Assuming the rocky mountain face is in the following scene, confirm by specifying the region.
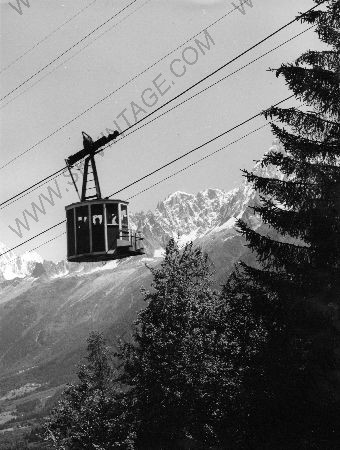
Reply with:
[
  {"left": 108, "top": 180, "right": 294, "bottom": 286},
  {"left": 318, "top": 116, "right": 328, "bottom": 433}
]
[{"left": 0, "top": 156, "right": 282, "bottom": 399}]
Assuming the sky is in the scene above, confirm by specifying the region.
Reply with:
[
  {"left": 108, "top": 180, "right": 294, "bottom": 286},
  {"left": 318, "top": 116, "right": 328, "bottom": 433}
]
[{"left": 0, "top": 0, "right": 323, "bottom": 262}]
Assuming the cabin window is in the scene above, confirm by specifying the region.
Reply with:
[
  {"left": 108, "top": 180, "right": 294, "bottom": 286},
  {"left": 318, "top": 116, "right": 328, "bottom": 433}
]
[
  {"left": 121, "top": 204, "right": 128, "bottom": 226},
  {"left": 106, "top": 203, "right": 119, "bottom": 225},
  {"left": 91, "top": 204, "right": 105, "bottom": 252},
  {"left": 67, "top": 209, "right": 75, "bottom": 256},
  {"left": 76, "top": 206, "right": 90, "bottom": 254},
  {"left": 106, "top": 203, "right": 119, "bottom": 251},
  {"left": 120, "top": 204, "right": 129, "bottom": 240}
]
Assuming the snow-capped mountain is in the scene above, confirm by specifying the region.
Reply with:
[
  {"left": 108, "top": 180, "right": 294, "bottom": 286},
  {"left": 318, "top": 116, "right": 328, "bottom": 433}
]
[
  {"left": 0, "top": 154, "right": 283, "bottom": 281},
  {"left": 0, "top": 243, "right": 43, "bottom": 281},
  {"left": 131, "top": 188, "right": 237, "bottom": 253},
  {"left": 0, "top": 184, "right": 255, "bottom": 281},
  {"left": 130, "top": 157, "right": 281, "bottom": 257}
]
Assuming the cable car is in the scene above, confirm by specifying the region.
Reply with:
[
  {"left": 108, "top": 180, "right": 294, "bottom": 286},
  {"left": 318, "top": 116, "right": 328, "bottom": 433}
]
[{"left": 65, "top": 131, "right": 144, "bottom": 262}]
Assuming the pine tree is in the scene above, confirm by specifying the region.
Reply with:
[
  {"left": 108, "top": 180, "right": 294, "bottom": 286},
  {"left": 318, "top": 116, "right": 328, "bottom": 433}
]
[
  {"left": 119, "top": 239, "right": 242, "bottom": 449},
  {"left": 231, "top": 0, "right": 340, "bottom": 447},
  {"left": 46, "top": 332, "right": 129, "bottom": 449}
]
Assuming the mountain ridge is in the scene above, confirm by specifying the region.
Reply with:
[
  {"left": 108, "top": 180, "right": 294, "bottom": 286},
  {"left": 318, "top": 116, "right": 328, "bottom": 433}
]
[{"left": 0, "top": 151, "right": 283, "bottom": 281}]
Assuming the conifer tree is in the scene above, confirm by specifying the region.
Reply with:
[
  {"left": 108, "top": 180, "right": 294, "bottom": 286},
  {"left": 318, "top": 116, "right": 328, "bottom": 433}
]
[
  {"left": 46, "top": 332, "right": 129, "bottom": 449},
  {"left": 230, "top": 0, "right": 340, "bottom": 447},
  {"left": 120, "top": 239, "right": 241, "bottom": 449}
]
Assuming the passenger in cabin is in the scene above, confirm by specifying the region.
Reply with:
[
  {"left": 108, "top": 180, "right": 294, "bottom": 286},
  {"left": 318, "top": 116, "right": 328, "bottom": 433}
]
[
  {"left": 111, "top": 214, "right": 118, "bottom": 225},
  {"left": 93, "top": 216, "right": 104, "bottom": 251},
  {"left": 94, "top": 217, "right": 102, "bottom": 227},
  {"left": 77, "top": 216, "right": 89, "bottom": 254}
]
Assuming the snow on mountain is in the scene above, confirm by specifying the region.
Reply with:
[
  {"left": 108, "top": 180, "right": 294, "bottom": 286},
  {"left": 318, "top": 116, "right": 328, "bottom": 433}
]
[
  {"left": 0, "top": 247, "right": 125, "bottom": 281},
  {"left": 0, "top": 243, "right": 43, "bottom": 281},
  {"left": 0, "top": 185, "right": 236, "bottom": 280},
  {"left": 130, "top": 187, "right": 249, "bottom": 254},
  {"left": 0, "top": 152, "right": 284, "bottom": 281}
]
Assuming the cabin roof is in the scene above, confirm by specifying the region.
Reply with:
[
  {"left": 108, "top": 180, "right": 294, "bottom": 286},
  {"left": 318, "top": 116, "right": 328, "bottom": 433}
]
[{"left": 65, "top": 199, "right": 129, "bottom": 210}]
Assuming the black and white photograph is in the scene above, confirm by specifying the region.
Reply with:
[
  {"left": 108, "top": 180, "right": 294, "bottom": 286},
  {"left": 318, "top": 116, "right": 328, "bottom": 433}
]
[{"left": 0, "top": 0, "right": 339, "bottom": 448}]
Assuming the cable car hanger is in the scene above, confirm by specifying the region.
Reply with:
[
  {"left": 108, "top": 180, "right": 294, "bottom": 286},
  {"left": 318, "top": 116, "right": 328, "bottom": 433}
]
[{"left": 64, "top": 131, "right": 144, "bottom": 263}]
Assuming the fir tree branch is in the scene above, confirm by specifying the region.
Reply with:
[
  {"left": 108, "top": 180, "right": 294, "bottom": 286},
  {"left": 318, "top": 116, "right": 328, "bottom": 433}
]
[
  {"left": 237, "top": 220, "right": 311, "bottom": 272},
  {"left": 301, "top": 1, "right": 340, "bottom": 47},
  {"left": 296, "top": 50, "right": 340, "bottom": 71},
  {"left": 263, "top": 106, "right": 340, "bottom": 139},
  {"left": 251, "top": 199, "right": 340, "bottom": 245},
  {"left": 242, "top": 170, "right": 320, "bottom": 209},
  {"left": 276, "top": 65, "right": 340, "bottom": 116},
  {"left": 269, "top": 123, "right": 340, "bottom": 157}
]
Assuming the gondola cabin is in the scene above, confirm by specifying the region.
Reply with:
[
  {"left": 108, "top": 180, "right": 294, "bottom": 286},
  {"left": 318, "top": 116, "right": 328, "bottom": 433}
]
[
  {"left": 65, "top": 131, "right": 144, "bottom": 262},
  {"left": 66, "top": 199, "right": 143, "bottom": 262}
]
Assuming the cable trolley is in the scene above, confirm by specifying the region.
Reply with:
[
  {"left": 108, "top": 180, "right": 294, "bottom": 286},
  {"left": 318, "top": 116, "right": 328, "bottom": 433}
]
[{"left": 65, "top": 131, "right": 144, "bottom": 262}]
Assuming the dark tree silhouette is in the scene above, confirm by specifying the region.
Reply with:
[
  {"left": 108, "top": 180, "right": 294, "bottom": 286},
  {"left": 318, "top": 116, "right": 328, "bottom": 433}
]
[
  {"left": 229, "top": 1, "right": 340, "bottom": 447},
  {"left": 46, "top": 332, "right": 130, "bottom": 449},
  {"left": 120, "top": 239, "right": 245, "bottom": 449}
]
